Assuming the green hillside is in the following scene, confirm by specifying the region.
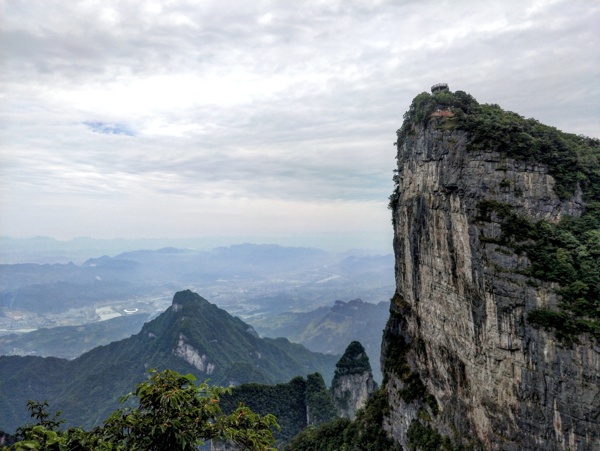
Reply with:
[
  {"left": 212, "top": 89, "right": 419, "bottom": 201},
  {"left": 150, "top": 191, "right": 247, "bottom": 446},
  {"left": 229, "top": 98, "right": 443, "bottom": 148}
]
[
  {"left": 226, "top": 372, "right": 338, "bottom": 447},
  {"left": 0, "top": 290, "right": 338, "bottom": 433}
]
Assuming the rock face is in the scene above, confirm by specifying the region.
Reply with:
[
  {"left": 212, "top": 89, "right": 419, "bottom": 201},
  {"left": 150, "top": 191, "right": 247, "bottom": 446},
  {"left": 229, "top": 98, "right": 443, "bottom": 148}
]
[
  {"left": 331, "top": 341, "right": 377, "bottom": 420},
  {"left": 382, "top": 105, "right": 600, "bottom": 449}
]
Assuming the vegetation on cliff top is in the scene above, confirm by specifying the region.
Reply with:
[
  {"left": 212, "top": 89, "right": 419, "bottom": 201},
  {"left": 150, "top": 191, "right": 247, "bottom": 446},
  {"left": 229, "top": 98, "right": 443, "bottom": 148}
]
[
  {"left": 396, "top": 89, "right": 600, "bottom": 202},
  {"left": 331, "top": 340, "right": 371, "bottom": 377}
]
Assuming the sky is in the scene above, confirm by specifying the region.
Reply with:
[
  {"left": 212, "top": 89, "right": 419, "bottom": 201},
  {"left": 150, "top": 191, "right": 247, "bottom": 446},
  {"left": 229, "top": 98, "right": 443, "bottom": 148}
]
[{"left": 1, "top": 0, "right": 599, "bottom": 252}]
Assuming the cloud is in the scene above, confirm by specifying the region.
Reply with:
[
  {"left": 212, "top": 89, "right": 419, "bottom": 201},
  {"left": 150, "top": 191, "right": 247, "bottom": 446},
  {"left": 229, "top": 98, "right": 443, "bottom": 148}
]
[{"left": 0, "top": 0, "right": 598, "bottom": 248}]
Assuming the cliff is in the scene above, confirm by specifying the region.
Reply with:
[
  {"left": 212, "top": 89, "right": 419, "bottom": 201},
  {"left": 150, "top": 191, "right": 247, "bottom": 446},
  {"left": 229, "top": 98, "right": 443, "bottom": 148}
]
[
  {"left": 381, "top": 89, "right": 600, "bottom": 450},
  {"left": 331, "top": 341, "right": 377, "bottom": 420}
]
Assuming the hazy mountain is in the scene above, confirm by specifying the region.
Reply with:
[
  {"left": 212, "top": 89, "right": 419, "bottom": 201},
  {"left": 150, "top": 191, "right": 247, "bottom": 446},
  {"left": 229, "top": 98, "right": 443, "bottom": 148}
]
[
  {"left": 0, "top": 244, "right": 394, "bottom": 337},
  {"left": 0, "top": 313, "right": 149, "bottom": 359},
  {"left": 0, "top": 290, "right": 338, "bottom": 433},
  {"left": 249, "top": 299, "right": 389, "bottom": 381}
]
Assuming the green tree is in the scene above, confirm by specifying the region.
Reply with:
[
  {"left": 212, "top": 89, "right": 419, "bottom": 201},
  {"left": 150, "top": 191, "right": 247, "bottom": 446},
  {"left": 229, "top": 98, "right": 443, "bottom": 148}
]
[
  {"left": 3, "top": 369, "right": 279, "bottom": 451},
  {"left": 305, "top": 373, "right": 337, "bottom": 426}
]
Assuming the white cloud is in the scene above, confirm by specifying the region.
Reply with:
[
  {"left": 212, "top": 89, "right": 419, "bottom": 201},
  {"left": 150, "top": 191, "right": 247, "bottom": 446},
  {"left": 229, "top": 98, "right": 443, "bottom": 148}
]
[{"left": 0, "top": 0, "right": 598, "bottom": 250}]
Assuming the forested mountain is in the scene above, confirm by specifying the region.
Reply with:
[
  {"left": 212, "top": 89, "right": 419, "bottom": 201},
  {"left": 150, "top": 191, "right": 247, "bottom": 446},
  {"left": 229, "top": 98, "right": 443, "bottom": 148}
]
[
  {"left": 226, "top": 373, "right": 338, "bottom": 447},
  {"left": 0, "top": 290, "right": 338, "bottom": 433}
]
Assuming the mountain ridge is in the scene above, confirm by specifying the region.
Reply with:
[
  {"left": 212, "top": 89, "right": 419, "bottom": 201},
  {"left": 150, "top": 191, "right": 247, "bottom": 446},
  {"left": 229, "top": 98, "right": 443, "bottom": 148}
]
[{"left": 0, "top": 290, "right": 338, "bottom": 433}]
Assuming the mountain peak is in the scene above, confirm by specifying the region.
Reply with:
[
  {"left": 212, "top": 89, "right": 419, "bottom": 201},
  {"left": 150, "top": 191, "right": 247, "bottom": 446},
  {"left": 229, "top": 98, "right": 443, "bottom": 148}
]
[
  {"left": 171, "top": 289, "right": 210, "bottom": 312},
  {"left": 0, "top": 290, "right": 338, "bottom": 432},
  {"left": 333, "top": 340, "right": 371, "bottom": 376},
  {"left": 331, "top": 340, "right": 377, "bottom": 420},
  {"left": 172, "top": 289, "right": 202, "bottom": 304}
]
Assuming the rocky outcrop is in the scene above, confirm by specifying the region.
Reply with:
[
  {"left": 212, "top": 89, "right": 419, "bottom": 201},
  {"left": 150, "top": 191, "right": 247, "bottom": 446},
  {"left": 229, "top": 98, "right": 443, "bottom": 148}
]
[
  {"left": 382, "top": 109, "right": 600, "bottom": 450},
  {"left": 173, "top": 333, "right": 216, "bottom": 374},
  {"left": 331, "top": 341, "right": 377, "bottom": 420}
]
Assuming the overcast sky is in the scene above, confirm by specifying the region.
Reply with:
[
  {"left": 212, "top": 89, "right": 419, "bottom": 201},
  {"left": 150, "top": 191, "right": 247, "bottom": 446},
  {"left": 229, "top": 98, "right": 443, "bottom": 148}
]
[{"left": 1, "top": 0, "right": 599, "bottom": 252}]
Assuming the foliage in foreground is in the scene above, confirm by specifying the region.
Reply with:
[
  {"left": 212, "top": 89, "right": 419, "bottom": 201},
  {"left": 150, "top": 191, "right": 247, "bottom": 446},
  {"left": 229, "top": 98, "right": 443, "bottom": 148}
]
[{"left": 2, "top": 369, "right": 279, "bottom": 451}]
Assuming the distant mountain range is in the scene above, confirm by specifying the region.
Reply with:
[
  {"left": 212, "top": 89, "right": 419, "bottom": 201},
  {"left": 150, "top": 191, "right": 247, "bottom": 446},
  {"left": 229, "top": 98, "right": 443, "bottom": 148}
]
[
  {"left": 0, "top": 291, "right": 339, "bottom": 433},
  {"left": 0, "top": 313, "right": 149, "bottom": 359},
  {"left": 0, "top": 236, "right": 391, "bottom": 265},
  {"left": 0, "top": 243, "right": 394, "bottom": 323}
]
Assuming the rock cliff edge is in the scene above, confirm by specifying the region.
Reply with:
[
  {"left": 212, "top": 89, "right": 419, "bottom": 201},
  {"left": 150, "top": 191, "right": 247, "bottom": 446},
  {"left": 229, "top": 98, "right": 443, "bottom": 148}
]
[{"left": 381, "top": 89, "right": 600, "bottom": 450}]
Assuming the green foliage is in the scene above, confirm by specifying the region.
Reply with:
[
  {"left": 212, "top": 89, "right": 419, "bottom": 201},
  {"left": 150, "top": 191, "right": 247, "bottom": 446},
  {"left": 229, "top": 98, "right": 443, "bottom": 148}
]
[
  {"left": 475, "top": 199, "right": 515, "bottom": 223},
  {"left": 19, "top": 402, "right": 64, "bottom": 432},
  {"left": 388, "top": 187, "right": 400, "bottom": 214},
  {"left": 332, "top": 341, "right": 371, "bottom": 377},
  {"left": 477, "top": 201, "right": 600, "bottom": 341},
  {"left": 527, "top": 310, "right": 600, "bottom": 344},
  {"left": 1, "top": 369, "right": 279, "bottom": 451},
  {"left": 284, "top": 388, "right": 401, "bottom": 451},
  {"left": 382, "top": 328, "right": 433, "bottom": 406},
  {"left": 396, "top": 90, "right": 478, "bottom": 141},
  {"left": 225, "top": 372, "right": 337, "bottom": 447},
  {"left": 227, "top": 376, "right": 306, "bottom": 446},
  {"left": 305, "top": 373, "right": 338, "bottom": 426},
  {"left": 341, "top": 388, "right": 401, "bottom": 451},
  {"left": 284, "top": 418, "right": 350, "bottom": 451},
  {"left": 406, "top": 420, "right": 460, "bottom": 451},
  {"left": 396, "top": 89, "right": 600, "bottom": 202}
]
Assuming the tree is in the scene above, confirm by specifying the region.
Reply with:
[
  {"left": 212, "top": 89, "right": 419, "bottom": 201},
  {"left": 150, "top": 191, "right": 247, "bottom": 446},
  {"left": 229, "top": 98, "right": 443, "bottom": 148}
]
[{"left": 3, "top": 369, "right": 279, "bottom": 451}]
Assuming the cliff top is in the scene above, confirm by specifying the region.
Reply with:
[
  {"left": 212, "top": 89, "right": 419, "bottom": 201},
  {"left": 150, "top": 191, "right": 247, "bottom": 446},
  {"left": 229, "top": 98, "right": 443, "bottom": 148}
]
[
  {"left": 396, "top": 89, "right": 600, "bottom": 203},
  {"left": 333, "top": 340, "right": 372, "bottom": 377}
]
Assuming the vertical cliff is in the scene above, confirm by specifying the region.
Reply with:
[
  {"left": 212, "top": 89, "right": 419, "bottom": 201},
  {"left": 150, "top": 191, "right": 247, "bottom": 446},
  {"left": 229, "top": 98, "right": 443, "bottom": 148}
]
[{"left": 382, "top": 88, "right": 600, "bottom": 450}]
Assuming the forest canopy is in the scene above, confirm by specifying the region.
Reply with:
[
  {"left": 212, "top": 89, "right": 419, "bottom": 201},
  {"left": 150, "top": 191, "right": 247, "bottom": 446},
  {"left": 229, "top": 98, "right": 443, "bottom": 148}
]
[{"left": 1, "top": 369, "right": 279, "bottom": 451}]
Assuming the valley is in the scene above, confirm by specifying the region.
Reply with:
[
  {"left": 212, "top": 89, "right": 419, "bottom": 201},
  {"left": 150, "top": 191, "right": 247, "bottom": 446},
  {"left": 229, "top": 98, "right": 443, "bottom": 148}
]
[{"left": 0, "top": 243, "right": 394, "bottom": 380}]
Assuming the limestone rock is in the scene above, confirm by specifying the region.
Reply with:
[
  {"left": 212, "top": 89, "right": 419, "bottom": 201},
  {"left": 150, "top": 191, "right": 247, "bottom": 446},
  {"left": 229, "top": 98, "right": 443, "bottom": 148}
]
[
  {"left": 382, "top": 116, "right": 599, "bottom": 450},
  {"left": 331, "top": 341, "right": 377, "bottom": 420}
]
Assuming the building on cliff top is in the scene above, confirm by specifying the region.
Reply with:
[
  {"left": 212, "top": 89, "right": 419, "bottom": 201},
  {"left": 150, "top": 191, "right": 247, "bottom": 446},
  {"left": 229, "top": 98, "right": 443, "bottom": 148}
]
[{"left": 431, "top": 82, "right": 449, "bottom": 93}]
